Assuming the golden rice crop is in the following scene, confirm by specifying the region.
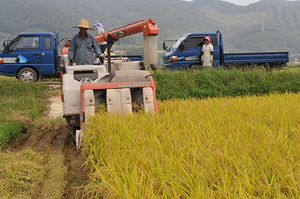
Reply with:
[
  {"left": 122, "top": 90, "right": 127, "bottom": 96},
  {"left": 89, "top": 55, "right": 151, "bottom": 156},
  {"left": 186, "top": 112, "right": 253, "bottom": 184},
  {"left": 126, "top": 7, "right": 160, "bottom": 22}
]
[{"left": 83, "top": 93, "right": 300, "bottom": 198}]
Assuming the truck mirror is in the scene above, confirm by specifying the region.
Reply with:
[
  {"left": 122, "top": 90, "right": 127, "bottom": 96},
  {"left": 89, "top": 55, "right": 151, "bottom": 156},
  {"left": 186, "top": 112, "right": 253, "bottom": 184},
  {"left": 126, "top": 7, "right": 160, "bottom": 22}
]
[
  {"left": 3, "top": 40, "right": 13, "bottom": 51},
  {"left": 179, "top": 43, "right": 184, "bottom": 51},
  {"left": 163, "top": 41, "right": 167, "bottom": 50},
  {"left": 3, "top": 41, "right": 8, "bottom": 48}
]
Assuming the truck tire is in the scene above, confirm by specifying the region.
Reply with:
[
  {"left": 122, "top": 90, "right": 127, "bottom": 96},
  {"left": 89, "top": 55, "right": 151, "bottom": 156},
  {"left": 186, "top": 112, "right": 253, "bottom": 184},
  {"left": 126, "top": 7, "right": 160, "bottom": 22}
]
[
  {"left": 18, "top": 67, "right": 38, "bottom": 83},
  {"left": 250, "top": 63, "right": 269, "bottom": 71},
  {"left": 189, "top": 64, "right": 203, "bottom": 72},
  {"left": 223, "top": 63, "right": 232, "bottom": 69}
]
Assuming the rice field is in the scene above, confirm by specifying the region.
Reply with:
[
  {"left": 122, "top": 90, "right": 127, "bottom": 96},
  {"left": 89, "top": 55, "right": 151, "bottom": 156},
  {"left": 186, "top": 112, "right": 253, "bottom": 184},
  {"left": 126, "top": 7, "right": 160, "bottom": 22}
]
[{"left": 83, "top": 93, "right": 300, "bottom": 198}]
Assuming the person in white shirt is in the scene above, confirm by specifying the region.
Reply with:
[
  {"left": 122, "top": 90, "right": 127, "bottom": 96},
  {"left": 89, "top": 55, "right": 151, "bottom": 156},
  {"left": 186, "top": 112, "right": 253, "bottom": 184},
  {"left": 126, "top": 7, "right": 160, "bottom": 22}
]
[
  {"left": 201, "top": 36, "right": 213, "bottom": 68},
  {"left": 93, "top": 20, "right": 107, "bottom": 55}
]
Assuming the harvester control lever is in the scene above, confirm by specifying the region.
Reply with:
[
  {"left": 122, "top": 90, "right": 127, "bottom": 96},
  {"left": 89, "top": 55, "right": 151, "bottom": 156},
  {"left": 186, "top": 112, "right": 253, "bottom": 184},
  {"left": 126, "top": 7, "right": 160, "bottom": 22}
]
[
  {"left": 68, "top": 59, "right": 73, "bottom": 66},
  {"left": 145, "top": 64, "right": 157, "bottom": 78}
]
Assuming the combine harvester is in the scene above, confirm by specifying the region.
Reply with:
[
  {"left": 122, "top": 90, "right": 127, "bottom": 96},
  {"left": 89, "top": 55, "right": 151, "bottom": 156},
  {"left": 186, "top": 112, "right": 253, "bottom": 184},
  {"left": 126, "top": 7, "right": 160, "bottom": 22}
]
[{"left": 60, "top": 18, "right": 159, "bottom": 148}]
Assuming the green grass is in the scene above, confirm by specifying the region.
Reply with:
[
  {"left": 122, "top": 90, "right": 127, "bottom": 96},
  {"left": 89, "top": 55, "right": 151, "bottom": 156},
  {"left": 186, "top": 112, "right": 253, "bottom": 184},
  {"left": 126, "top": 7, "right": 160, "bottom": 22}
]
[
  {"left": 0, "top": 76, "right": 48, "bottom": 149},
  {"left": 0, "top": 77, "right": 47, "bottom": 119},
  {"left": 153, "top": 68, "right": 300, "bottom": 100},
  {"left": 42, "top": 77, "right": 60, "bottom": 82},
  {"left": 0, "top": 120, "right": 24, "bottom": 150}
]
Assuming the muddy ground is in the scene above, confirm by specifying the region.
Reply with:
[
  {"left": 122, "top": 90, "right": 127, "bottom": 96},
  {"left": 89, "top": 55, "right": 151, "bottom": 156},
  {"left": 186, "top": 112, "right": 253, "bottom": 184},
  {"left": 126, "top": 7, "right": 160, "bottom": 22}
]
[{"left": 9, "top": 85, "right": 89, "bottom": 199}]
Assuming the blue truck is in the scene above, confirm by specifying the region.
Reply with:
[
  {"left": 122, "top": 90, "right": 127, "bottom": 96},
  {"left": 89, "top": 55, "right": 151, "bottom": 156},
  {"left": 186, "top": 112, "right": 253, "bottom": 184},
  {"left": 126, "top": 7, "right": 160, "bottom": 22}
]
[
  {"left": 0, "top": 31, "right": 61, "bottom": 83},
  {"left": 0, "top": 32, "right": 143, "bottom": 83},
  {"left": 162, "top": 30, "right": 289, "bottom": 70}
]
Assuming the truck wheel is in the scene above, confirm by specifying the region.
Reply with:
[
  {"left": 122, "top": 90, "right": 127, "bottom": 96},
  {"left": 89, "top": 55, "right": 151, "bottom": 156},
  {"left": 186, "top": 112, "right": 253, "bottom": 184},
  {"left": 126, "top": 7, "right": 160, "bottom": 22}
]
[
  {"left": 18, "top": 67, "right": 38, "bottom": 83},
  {"left": 189, "top": 64, "right": 203, "bottom": 72},
  {"left": 250, "top": 64, "right": 268, "bottom": 71},
  {"left": 223, "top": 64, "right": 232, "bottom": 69}
]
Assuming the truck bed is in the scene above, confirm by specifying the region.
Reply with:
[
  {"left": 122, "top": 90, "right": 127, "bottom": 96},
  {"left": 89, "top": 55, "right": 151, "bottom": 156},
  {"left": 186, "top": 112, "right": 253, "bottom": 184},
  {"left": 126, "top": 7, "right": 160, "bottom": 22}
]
[
  {"left": 224, "top": 52, "right": 289, "bottom": 65},
  {"left": 109, "top": 55, "right": 143, "bottom": 61}
]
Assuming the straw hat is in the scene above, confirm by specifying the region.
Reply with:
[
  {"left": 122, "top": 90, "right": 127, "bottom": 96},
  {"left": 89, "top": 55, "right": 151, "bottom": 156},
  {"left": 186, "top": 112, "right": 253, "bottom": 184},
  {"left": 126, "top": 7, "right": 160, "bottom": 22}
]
[{"left": 72, "top": 19, "right": 94, "bottom": 30}]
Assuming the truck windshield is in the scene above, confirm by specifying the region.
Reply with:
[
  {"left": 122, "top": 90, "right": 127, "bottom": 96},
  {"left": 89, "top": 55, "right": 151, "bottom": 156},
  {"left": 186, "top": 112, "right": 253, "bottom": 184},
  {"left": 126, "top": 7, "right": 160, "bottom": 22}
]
[
  {"left": 170, "top": 34, "right": 188, "bottom": 50},
  {"left": 10, "top": 36, "right": 39, "bottom": 51}
]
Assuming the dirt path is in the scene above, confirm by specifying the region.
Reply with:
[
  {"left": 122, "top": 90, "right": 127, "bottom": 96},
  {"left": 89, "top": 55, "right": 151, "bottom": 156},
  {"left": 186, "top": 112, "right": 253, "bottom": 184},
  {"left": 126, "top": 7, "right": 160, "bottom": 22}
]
[
  {"left": 46, "top": 95, "right": 63, "bottom": 118},
  {"left": 10, "top": 85, "right": 89, "bottom": 199}
]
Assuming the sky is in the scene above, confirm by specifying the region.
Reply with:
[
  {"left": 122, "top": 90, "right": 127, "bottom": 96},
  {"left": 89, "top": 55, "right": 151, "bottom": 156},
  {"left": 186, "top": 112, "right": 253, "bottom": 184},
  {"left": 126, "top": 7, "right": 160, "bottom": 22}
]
[
  {"left": 222, "top": 0, "right": 299, "bottom": 6},
  {"left": 221, "top": 0, "right": 260, "bottom": 6}
]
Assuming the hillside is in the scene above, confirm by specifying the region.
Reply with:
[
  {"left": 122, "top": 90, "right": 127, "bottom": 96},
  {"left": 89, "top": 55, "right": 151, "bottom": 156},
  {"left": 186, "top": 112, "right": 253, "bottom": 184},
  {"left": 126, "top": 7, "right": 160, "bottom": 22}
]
[{"left": 0, "top": 0, "right": 299, "bottom": 60}]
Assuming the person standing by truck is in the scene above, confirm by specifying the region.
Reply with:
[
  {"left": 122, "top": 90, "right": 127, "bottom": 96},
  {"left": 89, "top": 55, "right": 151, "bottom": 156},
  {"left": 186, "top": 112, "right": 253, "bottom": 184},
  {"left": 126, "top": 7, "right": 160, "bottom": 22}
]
[
  {"left": 93, "top": 20, "right": 107, "bottom": 54},
  {"left": 68, "top": 19, "right": 103, "bottom": 65},
  {"left": 201, "top": 36, "right": 213, "bottom": 68},
  {"left": 93, "top": 20, "right": 107, "bottom": 65}
]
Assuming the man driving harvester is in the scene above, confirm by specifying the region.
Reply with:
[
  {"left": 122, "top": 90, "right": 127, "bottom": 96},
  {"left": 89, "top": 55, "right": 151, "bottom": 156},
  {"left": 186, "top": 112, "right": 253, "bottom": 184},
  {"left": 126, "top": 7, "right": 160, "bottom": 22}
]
[{"left": 68, "top": 19, "right": 104, "bottom": 66}]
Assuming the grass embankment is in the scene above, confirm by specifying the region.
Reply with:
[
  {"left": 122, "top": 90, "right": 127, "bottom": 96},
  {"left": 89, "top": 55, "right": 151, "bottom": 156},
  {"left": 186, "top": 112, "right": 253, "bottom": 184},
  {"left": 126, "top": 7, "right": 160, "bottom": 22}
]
[
  {"left": 84, "top": 93, "right": 300, "bottom": 198},
  {"left": 0, "top": 77, "right": 70, "bottom": 198},
  {"left": 153, "top": 68, "right": 300, "bottom": 100},
  {"left": 0, "top": 77, "right": 47, "bottom": 149},
  {"left": 0, "top": 77, "right": 50, "bottom": 198}
]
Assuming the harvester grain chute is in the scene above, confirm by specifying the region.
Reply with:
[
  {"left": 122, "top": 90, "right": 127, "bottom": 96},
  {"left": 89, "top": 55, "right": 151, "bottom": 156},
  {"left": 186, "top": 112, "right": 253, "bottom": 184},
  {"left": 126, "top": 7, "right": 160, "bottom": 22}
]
[{"left": 60, "top": 18, "right": 159, "bottom": 148}]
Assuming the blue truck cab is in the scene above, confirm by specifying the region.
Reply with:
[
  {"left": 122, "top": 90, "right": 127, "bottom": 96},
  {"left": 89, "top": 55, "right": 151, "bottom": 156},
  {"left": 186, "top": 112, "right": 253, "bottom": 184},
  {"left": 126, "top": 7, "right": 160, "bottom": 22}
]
[
  {"left": 162, "top": 30, "right": 288, "bottom": 70},
  {"left": 163, "top": 31, "right": 222, "bottom": 70},
  {"left": 0, "top": 31, "right": 60, "bottom": 82}
]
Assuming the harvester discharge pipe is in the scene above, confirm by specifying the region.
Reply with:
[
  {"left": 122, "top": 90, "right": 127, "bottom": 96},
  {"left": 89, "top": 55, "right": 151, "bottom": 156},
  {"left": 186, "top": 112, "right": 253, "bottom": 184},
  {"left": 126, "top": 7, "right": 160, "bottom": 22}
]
[
  {"left": 106, "top": 34, "right": 119, "bottom": 81},
  {"left": 94, "top": 18, "right": 159, "bottom": 46},
  {"left": 95, "top": 18, "right": 159, "bottom": 80}
]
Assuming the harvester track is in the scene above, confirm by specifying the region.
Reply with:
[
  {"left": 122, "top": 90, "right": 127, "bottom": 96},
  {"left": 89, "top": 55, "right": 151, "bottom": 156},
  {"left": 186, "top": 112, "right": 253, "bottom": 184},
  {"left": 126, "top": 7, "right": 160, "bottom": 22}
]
[{"left": 10, "top": 121, "right": 88, "bottom": 199}]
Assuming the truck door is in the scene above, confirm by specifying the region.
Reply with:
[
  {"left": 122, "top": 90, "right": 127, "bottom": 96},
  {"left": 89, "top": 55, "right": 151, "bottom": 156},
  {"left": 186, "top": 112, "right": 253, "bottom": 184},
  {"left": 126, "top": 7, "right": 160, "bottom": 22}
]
[
  {"left": 210, "top": 35, "right": 219, "bottom": 67},
  {"left": 177, "top": 35, "right": 205, "bottom": 68},
  {"left": 40, "top": 35, "right": 56, "bottom": 74},
  {"left": 3, "top": 35, "right": 41, "bottom": 76}
]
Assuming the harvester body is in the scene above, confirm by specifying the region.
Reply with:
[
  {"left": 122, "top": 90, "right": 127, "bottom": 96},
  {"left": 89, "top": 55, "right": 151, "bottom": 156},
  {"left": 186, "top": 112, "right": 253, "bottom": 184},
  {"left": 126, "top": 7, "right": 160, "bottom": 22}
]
[{"left": 61, "top": 18, "right": 159, "bottom": 147}]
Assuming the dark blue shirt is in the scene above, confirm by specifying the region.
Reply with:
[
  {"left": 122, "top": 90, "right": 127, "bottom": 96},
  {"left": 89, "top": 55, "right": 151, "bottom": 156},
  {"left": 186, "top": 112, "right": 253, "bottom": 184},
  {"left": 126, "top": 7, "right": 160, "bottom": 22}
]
[{"left": 68, "top": 32, "right": 102, "bottom": 65}]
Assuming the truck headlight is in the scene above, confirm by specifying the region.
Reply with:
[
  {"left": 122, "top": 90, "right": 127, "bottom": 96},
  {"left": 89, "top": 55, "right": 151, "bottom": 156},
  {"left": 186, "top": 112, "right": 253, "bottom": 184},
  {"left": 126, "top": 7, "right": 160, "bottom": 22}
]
[{"left": 170, "top": 56, "right": 178, "bottom": 61}]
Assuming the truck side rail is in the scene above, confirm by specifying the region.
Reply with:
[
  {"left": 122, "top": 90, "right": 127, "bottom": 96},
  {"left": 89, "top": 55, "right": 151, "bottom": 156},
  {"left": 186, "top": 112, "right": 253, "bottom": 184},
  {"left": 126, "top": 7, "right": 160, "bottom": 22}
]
[{"left": 224, "top": 52, "right": 289, "bottom": 64}]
